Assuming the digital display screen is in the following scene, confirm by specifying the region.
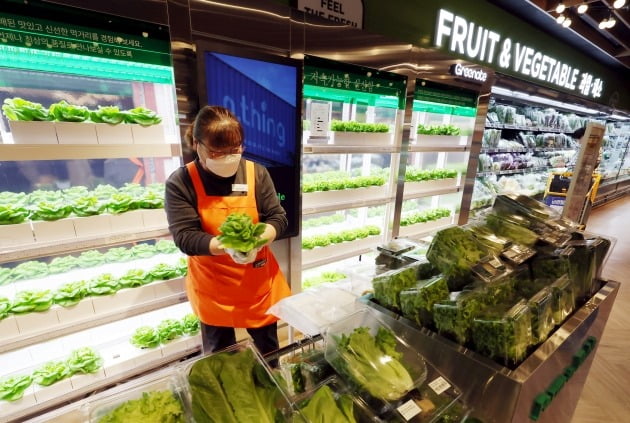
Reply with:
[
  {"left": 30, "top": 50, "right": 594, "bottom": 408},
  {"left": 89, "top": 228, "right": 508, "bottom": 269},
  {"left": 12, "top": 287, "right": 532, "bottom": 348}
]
[{"left": 198, "top": 42, "right": 302, "bottom": 238}]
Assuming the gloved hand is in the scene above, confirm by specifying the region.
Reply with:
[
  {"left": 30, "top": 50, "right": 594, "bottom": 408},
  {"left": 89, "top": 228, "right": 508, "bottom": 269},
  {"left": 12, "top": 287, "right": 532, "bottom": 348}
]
[{"left": 225, "top": 248, "right": 259, "bottom": 265}]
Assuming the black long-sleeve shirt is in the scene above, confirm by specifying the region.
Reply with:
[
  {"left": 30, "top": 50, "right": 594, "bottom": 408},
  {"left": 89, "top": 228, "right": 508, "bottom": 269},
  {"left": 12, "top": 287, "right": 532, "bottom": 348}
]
[{"left": 164, "top": 159, "right": 287, "bottom": 256}]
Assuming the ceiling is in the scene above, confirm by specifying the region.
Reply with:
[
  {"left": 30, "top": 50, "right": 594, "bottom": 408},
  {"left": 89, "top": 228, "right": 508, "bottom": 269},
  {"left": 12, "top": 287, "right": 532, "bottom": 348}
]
[{"left": 488, "top": 0, "right": 630, "bottom": 73}]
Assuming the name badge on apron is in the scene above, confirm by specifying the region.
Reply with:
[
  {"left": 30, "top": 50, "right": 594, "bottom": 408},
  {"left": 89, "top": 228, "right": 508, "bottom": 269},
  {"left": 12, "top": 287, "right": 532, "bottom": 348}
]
[{"left": 232, "top": 183, "right": 248, "bottom": 193}]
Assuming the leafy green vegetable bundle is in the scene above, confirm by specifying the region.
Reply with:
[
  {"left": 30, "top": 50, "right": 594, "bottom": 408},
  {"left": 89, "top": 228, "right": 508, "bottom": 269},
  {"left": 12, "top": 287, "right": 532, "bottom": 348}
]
[
  {"left": 333, "top": 327, "right": 415, "bottom": 402},
  {"left": 297, "top": 384, "right": 357, "bottom": 423},
  {"left": 399, "top": 276, "right": 450, "bottom": 328},
  {"left": 433, "top": 290, "right": 487, "bottom": 345},
  {"left": 426, "top": 226, "right": 488, "bottom": 291},
  {"left": 372, "top": 265, "right": 418, "bottom": 311},
  {"left": 188, "top": 347, "right": 285, "bottom": 423},
  {"left": 0, "top": 375, "right": 33, "bottom": 401},
  {"left": 217, "top": 213, "right": 267, "bottom": 253}
]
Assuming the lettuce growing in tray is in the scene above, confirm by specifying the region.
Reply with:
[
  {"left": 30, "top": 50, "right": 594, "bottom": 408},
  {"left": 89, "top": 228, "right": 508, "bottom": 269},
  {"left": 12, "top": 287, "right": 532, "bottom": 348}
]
[
  {"left": 29, "top": 201, "right": 72, "bottom": 221},
  {"left": 330, "top": 120, "right": 389, "bottom": 133},
  {"left": 2, "top": 97, "right": 50, "bottom": 121},
  {"left": 0, "top": 204, "right": 30, "bottom": 225},
  {"left": 155, "top": 239, "right": 178, "bottom": 254},
  {"left": 105, "top": 247, "right": 134, "bottom": 263},
  {"left": 130, "top": 243, "right": 156, "bottom": 259},
  {"left": 149, "top": 263, "right": 179, "bottom": 281},
  {"left": 123, "top": 106, "right": 162, "bottom": 126},
  {"left": 107, "top": 192, "right": 136, "bottom": 214},
  {"left": 10, "top": 289, "right": 54, "bottom": 313},
  {"left": 0, "top": 297, "right": 11, "bottom": 319},
  {"left": 77, "top": 250, "right": 106, "bottom": 267},
  {"left": 0, "top": 374, "right": 33, "bottom": 401},
  {"left": 96, "top": 390, "right": 186, "bottom": 423},
  {"left": 71, "top": 196, "right": 107, "bottom": 217},
  {"left": 10, "top": 260, "right": 48, "bottom": 281},
  {"left": 92, "top": 184, "right": 118, "bottom": 201},
  {"left": 48, "top": 255, "right": 80, "bottom": 274},
  {"left": 119, "top": 269, "right": 153, "bottom": 288},
  {"left": 188, "top": 346, "right": 286, "bottom": 423},
  {"left": 87, "top": 273, "right": 120, "bottom": 296},
  {"left": 181, "top": 313, "right": 200, "bottom": 335},
  {"left": 49, "top": 100, "right": 90, "bottom": 122},
  {"left": 33, "top": 360, "right": 71, "bottom": 386},
  {"left": 90, "top": 105, "right": 125, "bottom": 124},
  {"left": 157, "top": 318, "right": 184, "bottom": 343},
  {"left": 66, "top": 347, "right": 103, "bottom": 374},
  {"left": 53, "top": 280, "right": 88, "bottom": 307},
  {"left": 0, "top": 267, "right": 11, "bottom": 286},
  {"left": 131, "top": 326, "right": 161, "bottom": 349}
]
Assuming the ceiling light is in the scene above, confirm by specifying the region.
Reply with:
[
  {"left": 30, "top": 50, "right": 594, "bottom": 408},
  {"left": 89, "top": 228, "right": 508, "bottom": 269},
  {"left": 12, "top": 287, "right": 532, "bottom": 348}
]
[
  {"left": 556, "top": 2, "right": 566, "bottom": 13},
  {"left": 606, "top": 16, "right": 617, "bottom": 28},
  {"left": 556, "top": 14, "right": 566, "bottom": 24},
  {"left": 577, "top": 3, "right": 588, "bottom": 13},
  {"left": 562, "top": 17, "right": 572, "bottom": 27},
  {"left": 599, "top": 18, "right": 609, "bottom": 29},
  {"left": 613, "top": 0, "right": 626, "bottom": 9}
]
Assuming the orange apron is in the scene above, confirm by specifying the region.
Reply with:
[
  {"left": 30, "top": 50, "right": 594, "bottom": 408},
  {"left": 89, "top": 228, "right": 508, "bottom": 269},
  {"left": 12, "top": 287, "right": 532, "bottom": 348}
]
[{"left": 185, "top": 160, "right": 290, "bottom": 328}]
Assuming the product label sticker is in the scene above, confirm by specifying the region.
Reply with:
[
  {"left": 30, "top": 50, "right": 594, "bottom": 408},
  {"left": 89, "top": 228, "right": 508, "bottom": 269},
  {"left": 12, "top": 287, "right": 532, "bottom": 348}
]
[
  {"left": 429, "top": 376, "right": 451, "bottom": 395},
  {"left": 397, "top": 400, "right": 422, "bottom": 420},
  {"left": 232, "top": 184, "right": 248, "bottom": 192}
]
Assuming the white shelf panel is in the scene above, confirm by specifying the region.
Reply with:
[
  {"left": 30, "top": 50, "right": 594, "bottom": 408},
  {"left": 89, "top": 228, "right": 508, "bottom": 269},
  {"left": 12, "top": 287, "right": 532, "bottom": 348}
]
[
  {"left": 303, "top": 144, "right": 400, "bottom": 154},
  {"left": 302, "top": 188, "right": 393, "bottom": 215},
  {"left": 302, "top": 236, "right": 380, "bottom": 270},
  {"left": 0, "top": 278, "right": 187, "bottom": 354},
  {"left": 0, "top": 143, "right": 181, "bottom": 161},
  {"left": 0, "top": 226, "right": 171, "bottom": 263}
]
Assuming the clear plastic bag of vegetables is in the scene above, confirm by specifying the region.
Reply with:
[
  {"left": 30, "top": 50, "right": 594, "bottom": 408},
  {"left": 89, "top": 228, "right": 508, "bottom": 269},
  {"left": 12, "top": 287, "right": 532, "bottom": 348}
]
[
  {"left": 527, "top": 287, "right": 555, "bottom": 344},
  {"left": 433, "top": 290, "right": 488, "bottom": 345},
  {"left": 399, "top": 275, "right": 450, "bottom": 328},
  {"left": 549, "top": 274, "right": 575, "bottom": 325},
  {"left": 471, "top": 299, "right": 533, "bottom": 367},
  {"left": 371, "top": 262, "right": 422, "bottom": 312}
]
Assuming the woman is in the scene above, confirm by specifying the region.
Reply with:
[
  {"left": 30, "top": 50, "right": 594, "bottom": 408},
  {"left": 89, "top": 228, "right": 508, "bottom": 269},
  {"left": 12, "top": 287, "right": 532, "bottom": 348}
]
[{"left": 164, "top": 105, "right": 291, "bottom": 356}]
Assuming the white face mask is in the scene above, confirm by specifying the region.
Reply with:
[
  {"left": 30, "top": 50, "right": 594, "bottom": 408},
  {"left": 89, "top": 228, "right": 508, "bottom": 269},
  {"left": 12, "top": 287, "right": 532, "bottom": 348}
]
[{"left": 205, "top": 154, "right": 242, "bottom": 177}]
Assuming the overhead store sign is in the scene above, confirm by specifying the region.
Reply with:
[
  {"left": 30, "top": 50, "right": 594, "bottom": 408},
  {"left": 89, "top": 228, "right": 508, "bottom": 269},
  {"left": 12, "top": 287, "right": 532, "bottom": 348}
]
[
  {"left": 0, "top": 1, "right": 172, "bottom": 83},
  {"left": 435, "top": 9, "right": 604, "bottom": 99},
  {"left": 303, "top": 55, "right": 407, "bottom": 109},
  {"left": 296, "top": 0, "right": 364, "bottom": 28}
]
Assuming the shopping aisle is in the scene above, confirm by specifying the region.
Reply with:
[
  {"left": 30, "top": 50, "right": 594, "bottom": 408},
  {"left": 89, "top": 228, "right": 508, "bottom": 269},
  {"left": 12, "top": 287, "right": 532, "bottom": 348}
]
[{"left": 572, "top": 195, "right": 630, "bottom": 423}]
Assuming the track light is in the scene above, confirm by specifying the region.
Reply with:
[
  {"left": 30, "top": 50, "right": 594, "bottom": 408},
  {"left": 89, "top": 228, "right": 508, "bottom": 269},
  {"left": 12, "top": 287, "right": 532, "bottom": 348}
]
[
  {"left": 599, "top": 18, "right": 609, "bottom": 28},
  {"left": 556, "top": 14, "right": 566, "bottom": 24},
  {"left": 577, "top": 3, "right": 588, "bottom": 13},
  {"left": 606, "top": 16, "right": 617, "bottom": 28},
  {"left": 556, "top": 2, "right": 566, "bottom": 13},
  {"left": 562, "top": 17, "right": 572, "bottom": 27},
  {"left": 613, "top": 0, "right": 626, "bottom": 9}
]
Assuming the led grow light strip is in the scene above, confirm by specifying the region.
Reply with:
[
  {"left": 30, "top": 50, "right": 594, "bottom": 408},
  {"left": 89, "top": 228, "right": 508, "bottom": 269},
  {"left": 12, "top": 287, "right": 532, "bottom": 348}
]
[{"left": 0, "top": 44, "right": 173, "bottom": 84}]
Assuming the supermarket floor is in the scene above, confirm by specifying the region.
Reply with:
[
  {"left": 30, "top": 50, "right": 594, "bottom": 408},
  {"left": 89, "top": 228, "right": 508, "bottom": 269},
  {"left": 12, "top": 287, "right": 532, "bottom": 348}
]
[{"left": 572, "top": 194, "right": 630, "bottom": 423}]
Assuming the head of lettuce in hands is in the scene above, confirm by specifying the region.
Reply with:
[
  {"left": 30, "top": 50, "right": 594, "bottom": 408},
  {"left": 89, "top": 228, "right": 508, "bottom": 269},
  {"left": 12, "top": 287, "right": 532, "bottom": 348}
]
[{"left": 217, "top": 213, "right": 268, "bottom": 264}]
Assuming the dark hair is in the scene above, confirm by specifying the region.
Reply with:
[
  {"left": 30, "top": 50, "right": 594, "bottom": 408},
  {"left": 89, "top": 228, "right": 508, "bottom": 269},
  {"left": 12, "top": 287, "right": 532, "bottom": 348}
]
[
  {"left": 572, "top": 126, "right": 586, "bottom": 139},
  {"left": 184, "top": 106, "right": 244, "bottom": 150}
]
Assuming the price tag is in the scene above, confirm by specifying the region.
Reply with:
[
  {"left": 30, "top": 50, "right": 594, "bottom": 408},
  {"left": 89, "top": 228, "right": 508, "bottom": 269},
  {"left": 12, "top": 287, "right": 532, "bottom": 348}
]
[
  {"left": 429, "top": 376, "right": 451, "bottom": 395},
  {"left": 397, "top": 400, "right": 422, "bottom": 420}
]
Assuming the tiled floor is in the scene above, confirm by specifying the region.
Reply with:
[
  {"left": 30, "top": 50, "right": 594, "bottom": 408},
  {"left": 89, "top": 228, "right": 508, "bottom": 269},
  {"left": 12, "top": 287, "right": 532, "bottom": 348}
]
[{"left": 572, "top": 195, "right": 630, "bottom": 423}]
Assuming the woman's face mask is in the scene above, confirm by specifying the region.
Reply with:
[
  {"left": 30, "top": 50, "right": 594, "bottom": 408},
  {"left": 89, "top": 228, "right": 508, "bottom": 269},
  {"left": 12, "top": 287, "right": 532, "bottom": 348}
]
[{"left": 204, "top": 154, "right": 242, "bottom": 177}]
